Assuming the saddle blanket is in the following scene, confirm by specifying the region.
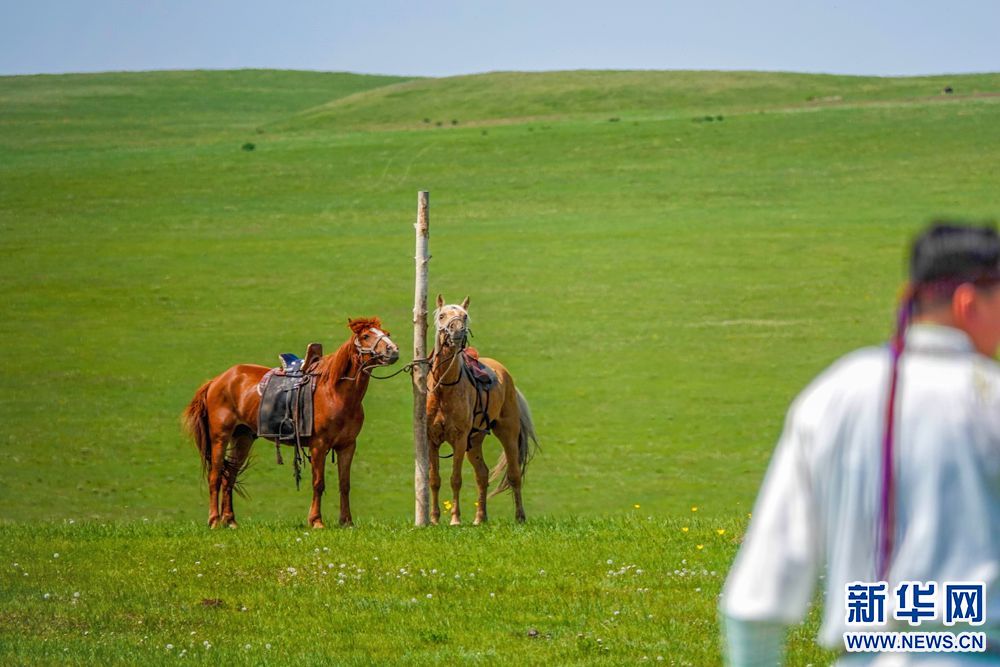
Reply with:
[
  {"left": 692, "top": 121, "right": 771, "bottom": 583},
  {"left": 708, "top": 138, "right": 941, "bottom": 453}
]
[
  {"left": 257, "top": 367, "right": 315, "bottom": 442},
  {"left": 462, "top": 347, "right": 497, "bottom": 389}
]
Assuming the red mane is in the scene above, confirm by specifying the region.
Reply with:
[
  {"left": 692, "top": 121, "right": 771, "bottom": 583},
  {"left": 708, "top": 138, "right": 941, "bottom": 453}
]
[{"left": 347, "top": 317, "right": 386, "bottom": 335}]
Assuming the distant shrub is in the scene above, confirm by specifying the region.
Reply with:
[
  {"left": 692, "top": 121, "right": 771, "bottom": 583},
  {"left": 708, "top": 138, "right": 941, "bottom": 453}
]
[
  {"left": 481, "top": 130, "right": 488, "bottom": 136},
  {"left": 241, "top": 142, "right": 256, "bottom": 151},
  {"left": 423, "top": 118, "right": 430, "bottom": 123},
  {"left": 943, "top": 86, "right": 954, "bottom": 94},
  {"left": 451, "top": 119, "right": 458, "bottom": 125},
  {"left": 608, "top": 117, "right": 620, "bottom": 122},
  {"left": 716, "top": 115, "right": 724, "bottom": 121},
  {"left": 435, "top": 121, "right": 442, "bottom": 127}
]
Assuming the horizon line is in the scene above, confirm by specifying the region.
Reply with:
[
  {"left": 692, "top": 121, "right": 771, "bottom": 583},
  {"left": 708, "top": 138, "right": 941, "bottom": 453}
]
[{"left": 2, "top": 65, "right": 998, "bottom": 80}]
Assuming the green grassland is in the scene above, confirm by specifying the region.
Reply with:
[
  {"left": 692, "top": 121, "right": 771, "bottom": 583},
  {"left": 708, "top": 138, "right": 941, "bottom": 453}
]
[
  {"left": 1, "top": 68, "right": 998, "bottom": 664},
  {"left": 1, "top": 518, "right": 836, "bottom": 666}
]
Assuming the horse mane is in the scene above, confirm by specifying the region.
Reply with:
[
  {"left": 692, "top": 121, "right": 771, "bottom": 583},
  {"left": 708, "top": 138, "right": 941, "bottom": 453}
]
[
  {"left": 316, "top": 338, "right": 355, "bottom": 384},
  {"left": 347, "top": 316, "right": 385, "bottom": 335}
]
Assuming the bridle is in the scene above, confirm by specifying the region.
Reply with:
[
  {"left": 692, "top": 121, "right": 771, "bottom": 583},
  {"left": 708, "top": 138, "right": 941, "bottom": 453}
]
[
  {"left": 355, "top": 327, "right": 394, "bottom": 360},
  {"left": 430, "top": 305, "right": 471, "bottom": 388},
  {"left": 341, "top": 327, "right": 397, "bottom": 381},
  {"left": 435, "top": 305, "right": 471, "bottom": 349}
]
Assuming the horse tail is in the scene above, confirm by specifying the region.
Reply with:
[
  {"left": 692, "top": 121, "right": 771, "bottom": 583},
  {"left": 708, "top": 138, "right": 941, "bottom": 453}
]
[
  {"left": 490, "top": 388, "right": 539, "bottom": 496},
  {"left": 182, "top": 380, "right": 213, "bottom": 478}
]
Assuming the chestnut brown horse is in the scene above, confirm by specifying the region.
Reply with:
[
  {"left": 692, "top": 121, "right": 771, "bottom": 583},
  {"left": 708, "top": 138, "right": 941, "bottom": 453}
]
[
  {"left": 427, "top": 295, "right": 538, "bottom": 525},
  {"left": 183, "top": 318, "right": 399, "bottom": 528}
]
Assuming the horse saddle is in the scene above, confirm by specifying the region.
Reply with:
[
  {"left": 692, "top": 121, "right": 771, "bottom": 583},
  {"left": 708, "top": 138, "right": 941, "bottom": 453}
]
[
  {"left": 462, "top": 347, "right": 497, "bottom": 390},
  {"left": 257, "top": 343, "right": 322, "bottom": 442}
]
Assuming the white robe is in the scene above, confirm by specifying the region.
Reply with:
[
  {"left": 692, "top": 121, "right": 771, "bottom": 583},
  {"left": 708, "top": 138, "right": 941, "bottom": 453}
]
[{"left": 720, "top": 324, "right": 1000, "bottom": 666}]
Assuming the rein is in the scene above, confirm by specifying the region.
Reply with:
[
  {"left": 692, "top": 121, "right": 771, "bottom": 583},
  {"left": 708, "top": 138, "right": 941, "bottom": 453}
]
[
  {"left": 430, "top": 346, "right": 464, "bottom": 388},
  {"left": 368, "top": 357, "right": 432, "bottom": 380}
]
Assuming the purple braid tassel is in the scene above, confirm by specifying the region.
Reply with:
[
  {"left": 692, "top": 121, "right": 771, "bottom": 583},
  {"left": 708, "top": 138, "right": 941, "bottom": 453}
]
[{"left": 877, "top": 290, "right": 914, "bottom": 581}]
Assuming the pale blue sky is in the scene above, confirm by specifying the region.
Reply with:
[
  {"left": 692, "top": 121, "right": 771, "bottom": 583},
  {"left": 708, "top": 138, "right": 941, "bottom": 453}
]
[{"left": 1, "top": 0, "right": 997, "bottom": 77}]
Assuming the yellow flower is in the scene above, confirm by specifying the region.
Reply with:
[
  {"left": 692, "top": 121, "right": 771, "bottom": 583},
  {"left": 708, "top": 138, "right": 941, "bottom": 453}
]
[
  {"left": 691, "top": 506, "right": 698, "bottom": 512},
  {"left": 443, "top": 500, "right": 453, "bottom": 510},
  {"left": 633, "top": 504, "right": 641, "bottom": 509},
  {"left": 747, "top": 513, "right": 752, "bottom": 518},
  {"left": 696, "top": 544, "right": 704, "bottom": 550},
  {"left": 681, "top": 527, "right": 689, "bottom": 533},
  {"left": 716, "top": 529, "right": 726, "bottom": 536}
]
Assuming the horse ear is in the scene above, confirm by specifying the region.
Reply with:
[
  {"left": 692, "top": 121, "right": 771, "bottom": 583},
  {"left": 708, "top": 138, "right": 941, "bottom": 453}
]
[
  {"left": 436, "top": 294, "right": 444, "bottom": 308},
  {"left": 460, "top": 296, "right": 470, "bottom": 310}
]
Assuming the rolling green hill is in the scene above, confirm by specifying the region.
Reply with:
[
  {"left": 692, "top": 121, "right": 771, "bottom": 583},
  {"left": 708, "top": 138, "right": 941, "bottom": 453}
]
[
  {"left": 0, "top": 69, "right": 413, "bottom": 150},
  {"left": 2, "top": 67, "right": 998, "bottom": 665},
  {"left": 282, "top": 69, "right": 1000, "bottom": 130}
]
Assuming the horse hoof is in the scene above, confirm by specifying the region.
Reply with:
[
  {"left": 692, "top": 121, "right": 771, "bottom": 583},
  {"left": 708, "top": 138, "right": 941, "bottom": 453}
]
[
  {"left": 473, "top": 516, "right": 487, "bottom": 526},
  {"left": 516, "top": 514, "right": 526, "bottom": 524},
  {"left": 208, "top": 517, "right": 221, "bottom": 529},
  {"left": 450, "top": 517, "right": 462, "bottom": 526},
  {"left": 311, "top": 521, "right": 326, "bottom": 529}
]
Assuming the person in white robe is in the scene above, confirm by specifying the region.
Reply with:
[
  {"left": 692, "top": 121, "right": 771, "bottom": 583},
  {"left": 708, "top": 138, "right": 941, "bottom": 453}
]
[{"left": 721, "top": 222, "right": 1000, "bottom": 666}]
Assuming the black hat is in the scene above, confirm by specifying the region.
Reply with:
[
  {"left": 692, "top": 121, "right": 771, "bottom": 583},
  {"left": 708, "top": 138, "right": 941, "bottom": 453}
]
[{"left": 910, "top": 222, "right": 1000, "bottom": 287}]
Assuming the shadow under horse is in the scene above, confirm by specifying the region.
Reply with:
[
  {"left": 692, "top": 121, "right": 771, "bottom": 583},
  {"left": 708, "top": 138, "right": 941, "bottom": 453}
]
[
  {"left": 183, "top": 318, "right": 399, "bottom": 528},
  {"left": 427, "top": 295, "right": 538, "bottom": 525}
]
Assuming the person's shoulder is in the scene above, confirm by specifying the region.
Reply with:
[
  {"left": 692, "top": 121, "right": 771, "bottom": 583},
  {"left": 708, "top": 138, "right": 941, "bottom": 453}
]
[
  {"left": 806, "top": 345, "right": 887, "bottom": 395},
  {"left": 789, "top": 345, "right": 887, "bottom": 423}
]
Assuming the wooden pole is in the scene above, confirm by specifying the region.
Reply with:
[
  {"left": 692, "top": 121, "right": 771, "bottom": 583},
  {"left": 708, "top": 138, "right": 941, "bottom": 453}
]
[{"left": 413, "top": 191, "right": 430, "bottom": 526}]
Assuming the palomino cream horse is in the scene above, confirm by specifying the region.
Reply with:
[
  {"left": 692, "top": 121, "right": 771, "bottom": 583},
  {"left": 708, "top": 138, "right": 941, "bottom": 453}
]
[{"left": 426, "top": 295, "right": 538, "bottom": 524}]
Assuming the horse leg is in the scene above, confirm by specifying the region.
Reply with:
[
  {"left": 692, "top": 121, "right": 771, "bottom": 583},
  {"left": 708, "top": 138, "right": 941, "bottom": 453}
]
[
  {"left": 207, "top": 433, "right": 228, "bottom": 529},
  {"left": 467, "top": 432, "right": 489, "bottom": 525},
  {"left": 336, "top": 442, "right": 356, "bottom": 527},
  {"left": 449, "top": 436, "right": 468, "bottom": 526},
  {"left": 307, "top": 443, "right": 327, "bottom": 529},
  {"left": 493, "top": 418, "right": 526, "bottom": 523},
  {"left": 220, "top": 432, "right": 253, "bottom": 528},
  {"left": 429, "top": 441, "right": 442, "bottom": 525}
]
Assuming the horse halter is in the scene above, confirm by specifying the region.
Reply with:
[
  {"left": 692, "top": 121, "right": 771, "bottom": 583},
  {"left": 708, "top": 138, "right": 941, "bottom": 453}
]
[
  {"left": 354, "top": 327, "right": 396, "bottom": 364},
  {"left": 435, "top": 305, "right": 471, "bottom": 349}
]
